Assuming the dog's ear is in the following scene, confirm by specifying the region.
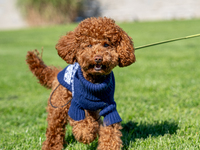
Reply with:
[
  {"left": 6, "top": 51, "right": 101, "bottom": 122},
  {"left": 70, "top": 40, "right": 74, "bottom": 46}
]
[
  {"left": 117, "top": 27, "right": 136, "bottom": 67},
  {"left": 55, "top": 31, "right": 78, "bottom": 64}
]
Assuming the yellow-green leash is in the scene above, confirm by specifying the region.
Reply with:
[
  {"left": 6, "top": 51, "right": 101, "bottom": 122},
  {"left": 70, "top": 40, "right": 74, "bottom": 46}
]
[{"left": 135, "top": 33, "right": 200, "bottom": 50}]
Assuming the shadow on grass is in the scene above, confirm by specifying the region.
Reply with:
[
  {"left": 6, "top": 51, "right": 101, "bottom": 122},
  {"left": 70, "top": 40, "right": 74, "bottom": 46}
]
[
  {"left": 64, "top": 120, "right": 178, "bottom": 149},
  {"left": 64, "top": 133, "right": 98, "bottom": 149},
  {"left": 121, "top": 120, "right": 179, "bottom": 149},
  {"left": 63, "top": 133, "right": 76, "bottom": 148},
  {"left": 87, "top": 139, "right": 98, "bottom": 150}
]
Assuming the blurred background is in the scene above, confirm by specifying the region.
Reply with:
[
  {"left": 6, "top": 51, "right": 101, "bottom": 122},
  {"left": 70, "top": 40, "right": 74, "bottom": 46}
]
[{"left": 0, "top": 0, "right": 200, "bottom": 30}]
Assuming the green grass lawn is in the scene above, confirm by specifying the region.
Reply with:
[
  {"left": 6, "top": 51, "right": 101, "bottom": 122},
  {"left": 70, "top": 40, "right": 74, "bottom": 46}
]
[{"left": 0, "top": 19, "right": 200, "bottom": 149}]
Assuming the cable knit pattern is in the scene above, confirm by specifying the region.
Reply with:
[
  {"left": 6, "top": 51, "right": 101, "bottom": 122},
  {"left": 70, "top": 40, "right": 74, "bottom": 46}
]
[{"left": 57, "top": 63, "right": 122, "bottom": 126}]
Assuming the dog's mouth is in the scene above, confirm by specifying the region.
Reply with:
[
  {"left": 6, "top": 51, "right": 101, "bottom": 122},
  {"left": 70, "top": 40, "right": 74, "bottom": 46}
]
[
  {"left": 85, "top": 63, "right": 112, "bottom": 75},
  {"left": 88, "top": 64, "right": 106, "bottom": 72},
  {"left": 94, "top": 64, "right": 102, "bottom": 71}
]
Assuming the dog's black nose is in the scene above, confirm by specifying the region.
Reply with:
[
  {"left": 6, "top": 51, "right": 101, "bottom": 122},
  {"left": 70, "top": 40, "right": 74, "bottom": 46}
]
[{"left": 94, "top": 55, "right": 103, "bottom": 63}]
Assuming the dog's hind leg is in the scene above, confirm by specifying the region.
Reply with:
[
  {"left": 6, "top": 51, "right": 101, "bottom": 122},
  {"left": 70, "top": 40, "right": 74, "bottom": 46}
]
[
  {"left": 42, "top": 107, "right": 68, "bottom": 150},
  {"left": 42, "top": 84, "right": 71, "bottom": 150}
]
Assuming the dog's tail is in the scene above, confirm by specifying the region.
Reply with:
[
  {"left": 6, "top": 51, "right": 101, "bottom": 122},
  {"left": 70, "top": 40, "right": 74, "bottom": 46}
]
[{"left": 26, "top": 50, "right": 60, "bottom": 89}]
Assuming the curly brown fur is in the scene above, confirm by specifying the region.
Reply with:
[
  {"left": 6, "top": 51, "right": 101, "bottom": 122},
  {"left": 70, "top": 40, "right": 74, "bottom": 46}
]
[
  {"left": 26, "top": 50, "right": 60, "bottom": 88},
  {"left": 26, "top": 17, "right": 136, "bottom": 150},
  {"left": 98, "top": 123, "right": 123, "bottom": 150},
  {"left": 42, "top": 81, "right": 71, "bottom": 150},
  {"left": 68, "top": 112, "right": 99, "bottom": 144}
]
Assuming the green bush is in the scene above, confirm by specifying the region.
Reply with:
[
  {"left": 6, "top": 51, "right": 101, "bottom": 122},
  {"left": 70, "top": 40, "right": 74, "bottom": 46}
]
[{"left": 18, "top": 0, "right": 83, "bottom": 25}]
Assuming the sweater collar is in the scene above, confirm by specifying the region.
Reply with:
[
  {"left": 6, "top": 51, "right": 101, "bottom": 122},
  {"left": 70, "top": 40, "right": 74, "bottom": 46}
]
[{"left": 76, "top": 66, "right": 114, "bottom": 100}]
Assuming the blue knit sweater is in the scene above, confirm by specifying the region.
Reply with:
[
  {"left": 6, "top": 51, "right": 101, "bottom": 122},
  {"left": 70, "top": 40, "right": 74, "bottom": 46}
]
[{"left": 57, "top": 63, "right": 122, "bottom": 126}]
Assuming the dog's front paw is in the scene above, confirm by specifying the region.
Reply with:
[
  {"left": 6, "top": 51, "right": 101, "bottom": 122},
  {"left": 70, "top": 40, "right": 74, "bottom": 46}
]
[
  {"left": 70, "top": 116, "right": 99, "bottom": 144},
  {"left": 98, "top": 123, "right": 122, "bottom": 150}
]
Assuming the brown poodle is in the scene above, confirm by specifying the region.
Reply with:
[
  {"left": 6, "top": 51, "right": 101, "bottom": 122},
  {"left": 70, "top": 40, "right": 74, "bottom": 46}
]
[{"left": 26, "top": 17, "right": 136, "bottom": 150}]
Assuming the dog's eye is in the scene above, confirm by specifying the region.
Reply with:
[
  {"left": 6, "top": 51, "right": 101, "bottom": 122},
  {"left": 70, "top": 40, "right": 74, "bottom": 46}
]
[
  {"left": 104, "top": 43, "right": 109, "bottom": 47},
  {"left": 88, "top": 44, "right": 92, "bottom": 47}
]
